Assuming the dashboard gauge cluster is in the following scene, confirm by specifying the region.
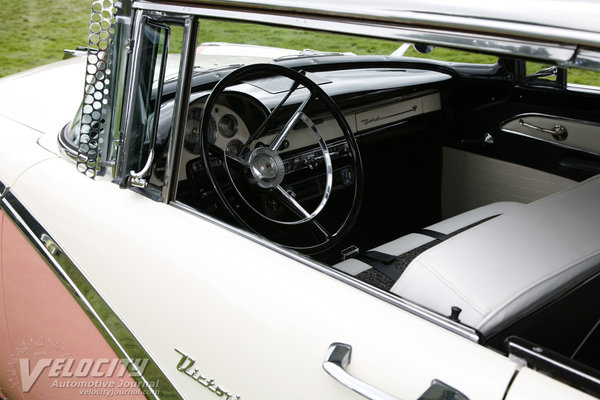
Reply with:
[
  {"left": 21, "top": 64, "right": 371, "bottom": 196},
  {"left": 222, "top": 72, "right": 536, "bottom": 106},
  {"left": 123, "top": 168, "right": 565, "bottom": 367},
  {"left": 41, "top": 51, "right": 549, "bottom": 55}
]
[
  {"left": 183, "top": 99, "right": 250, "bottom": 156},
  {"left": 184, "top": 105, "right": 216, "bottom": 153},
  {"left": 218, "top": 114, "right": 238, "bottom": 138}
]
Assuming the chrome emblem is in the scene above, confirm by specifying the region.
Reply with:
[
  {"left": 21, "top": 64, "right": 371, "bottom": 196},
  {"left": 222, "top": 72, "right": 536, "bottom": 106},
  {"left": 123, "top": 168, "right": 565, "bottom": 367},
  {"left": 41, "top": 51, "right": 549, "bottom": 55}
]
[{"left": 175, "top": 349, "right": 241, "bottom": 400}]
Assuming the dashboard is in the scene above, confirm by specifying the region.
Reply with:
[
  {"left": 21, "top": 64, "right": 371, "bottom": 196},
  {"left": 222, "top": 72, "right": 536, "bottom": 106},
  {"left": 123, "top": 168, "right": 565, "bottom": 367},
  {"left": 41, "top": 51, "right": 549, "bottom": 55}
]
[{"left": 156, "top": 64, "right": 451, "bottom": 220}]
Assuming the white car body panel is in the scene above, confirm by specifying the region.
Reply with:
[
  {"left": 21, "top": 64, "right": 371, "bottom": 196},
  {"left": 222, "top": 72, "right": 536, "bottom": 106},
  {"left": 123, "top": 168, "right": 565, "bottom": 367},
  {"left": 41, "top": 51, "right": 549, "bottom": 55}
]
[
  {"left": 1, "top": 1, "right": 600, "bottom": 399},
  {"left": 9, "top": 149, "right": 517, "bottom": 399}
]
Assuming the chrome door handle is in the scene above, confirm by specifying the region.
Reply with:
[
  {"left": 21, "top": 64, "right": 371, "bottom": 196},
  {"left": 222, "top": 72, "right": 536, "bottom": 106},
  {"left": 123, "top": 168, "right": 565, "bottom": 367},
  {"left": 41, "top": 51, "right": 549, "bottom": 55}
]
[
  {"left": 518, "top": 119, "right": 568, "bottom": 141},
  {"left": 322, "top": 343, "right": 469, "bottom": 400},
  {"left": 323, "top": 343, "right": 399, "bottom": 400}
]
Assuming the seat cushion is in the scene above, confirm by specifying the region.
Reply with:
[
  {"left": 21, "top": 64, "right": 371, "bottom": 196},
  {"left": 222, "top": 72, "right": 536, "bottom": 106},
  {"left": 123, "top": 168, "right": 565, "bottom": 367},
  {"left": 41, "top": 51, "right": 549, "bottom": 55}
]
[
  {"left": 391, "top": 174, "right": 600, "bottom": 335},
  {"left": 333, "top": 201, "right": 522, "bottom": 276}
]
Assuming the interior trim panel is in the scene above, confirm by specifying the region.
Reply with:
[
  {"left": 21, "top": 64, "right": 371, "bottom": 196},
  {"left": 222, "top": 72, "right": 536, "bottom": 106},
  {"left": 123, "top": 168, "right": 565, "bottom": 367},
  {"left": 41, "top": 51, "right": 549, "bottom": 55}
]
[{"left": 501, "top": 113, "right": 600, "bottom": 156}]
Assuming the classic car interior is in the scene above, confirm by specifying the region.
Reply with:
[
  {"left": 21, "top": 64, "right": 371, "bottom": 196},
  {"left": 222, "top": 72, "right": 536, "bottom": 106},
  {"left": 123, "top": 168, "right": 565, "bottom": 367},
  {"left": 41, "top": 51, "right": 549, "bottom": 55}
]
[
  {"left": 141, "top": 48, "right": 600, "bottom": 370},
  {"left": 60, "top": 13, "right": 600, "bottom": 395},
  {"left": 143, "top": 51, "right": 600, "bottom": 380}
]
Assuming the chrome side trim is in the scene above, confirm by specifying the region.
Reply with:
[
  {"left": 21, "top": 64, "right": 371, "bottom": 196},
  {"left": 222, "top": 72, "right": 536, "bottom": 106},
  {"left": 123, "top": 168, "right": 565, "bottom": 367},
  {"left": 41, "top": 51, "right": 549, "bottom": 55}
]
[
  {"left": 0, "top": 183, "right": 7, "bottom": 201},
  {"left": 132, "top": 2, "right": 580, "bottom": 67},
  {"left": 58, "top": 123, "right": 80, "bottom": 164},
  {"left": 500, "top": 112, "right": 600, "bottom": 156},
  {"left": 170, "top": 200, "right": 482, "bottom": 343},
  {"left": 0, "top": 184, "right": 183, "bottom": 400}
]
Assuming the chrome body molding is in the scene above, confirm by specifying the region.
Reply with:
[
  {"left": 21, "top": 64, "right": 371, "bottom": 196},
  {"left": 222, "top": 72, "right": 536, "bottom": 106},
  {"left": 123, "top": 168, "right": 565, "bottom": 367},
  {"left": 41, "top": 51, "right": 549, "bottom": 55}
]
[
  {"left": 500, "top": 113, "right": 600, "bottom": 156},
  {"left": 0, "top": 182, "right": 7, "bottom": 201},
  {"left": 132, "top": 1, "right": 600, "bottom": 69},
  {"left": 0, "top": 181, "right": 184, "bottom": 400},
  {"left": 170, "top": 200, "right": 482, "bottom": 343}
]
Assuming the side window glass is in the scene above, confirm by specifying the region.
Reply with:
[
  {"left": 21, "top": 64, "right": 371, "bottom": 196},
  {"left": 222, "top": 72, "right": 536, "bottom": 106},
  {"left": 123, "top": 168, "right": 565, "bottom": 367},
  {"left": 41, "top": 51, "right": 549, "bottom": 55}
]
[
  {"left": 568, "top": 68, "right": 600, "bottom": 91},
  {"left": 526, "top": 61, "right": 600, "bottom": 91},
  {"left": 119, "top": 18, "right": 170, "bottom": 186}
]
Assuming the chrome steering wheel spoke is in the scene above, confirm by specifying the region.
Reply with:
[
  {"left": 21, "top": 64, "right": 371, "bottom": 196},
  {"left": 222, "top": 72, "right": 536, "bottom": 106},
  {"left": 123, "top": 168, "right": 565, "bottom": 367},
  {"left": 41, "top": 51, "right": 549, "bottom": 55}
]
[{"left": 270, "top": 93, "right": 313, "bottom": 151}]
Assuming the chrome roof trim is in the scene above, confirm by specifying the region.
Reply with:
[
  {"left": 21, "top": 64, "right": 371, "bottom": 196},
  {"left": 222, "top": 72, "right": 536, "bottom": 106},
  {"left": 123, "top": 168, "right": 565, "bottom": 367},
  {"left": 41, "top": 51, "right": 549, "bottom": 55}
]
[
  {"left": 171, "top": 200, "right": 483, "bottom": 343},
  {"left": 133, "top": 1, "right": 600, "bottom": 49},
  {"left": 0, "top": 184, "right": 184, "bottom": 400},
  {"left": 575, "top": 48, "right": 600, "bottom": 71},
  {"left": 132, "top": 1, "right": 581, "bottom": 66}
]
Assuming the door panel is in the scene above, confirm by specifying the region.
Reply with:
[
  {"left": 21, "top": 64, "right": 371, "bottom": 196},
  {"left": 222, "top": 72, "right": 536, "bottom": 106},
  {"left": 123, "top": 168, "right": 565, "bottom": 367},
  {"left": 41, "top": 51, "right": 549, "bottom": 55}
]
[
  {"left": 0, "top": 215, "right": 145, "bottom": 400},
  {"left": 446, "top": 80, "right": 600, "bottom": 183},
  {"left": 501, "top": 114, "right": 600, "bottom": 156}
]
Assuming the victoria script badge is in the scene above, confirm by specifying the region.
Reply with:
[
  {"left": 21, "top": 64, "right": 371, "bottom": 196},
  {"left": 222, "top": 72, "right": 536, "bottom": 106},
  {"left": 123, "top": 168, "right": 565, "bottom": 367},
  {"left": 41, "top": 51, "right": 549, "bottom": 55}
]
[{"left": 175, "top": 349, "right": 241, "bottom": 400}]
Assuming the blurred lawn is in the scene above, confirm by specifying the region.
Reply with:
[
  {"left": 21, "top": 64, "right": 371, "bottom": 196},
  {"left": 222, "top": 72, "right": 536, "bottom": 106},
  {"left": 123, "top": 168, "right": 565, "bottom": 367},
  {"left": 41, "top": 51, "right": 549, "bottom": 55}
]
[
  {"left": 0, "top": 0, "right": 90, "bottom": 78},
  {"left": 1, "top": 2, "right": 599, "bottom": 86}
]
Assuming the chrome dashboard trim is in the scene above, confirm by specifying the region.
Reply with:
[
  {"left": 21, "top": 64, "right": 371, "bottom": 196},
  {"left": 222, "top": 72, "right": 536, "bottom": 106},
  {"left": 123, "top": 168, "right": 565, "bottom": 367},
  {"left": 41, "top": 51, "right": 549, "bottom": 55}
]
[
  {"left": 132, "top": 2, "right": 582, "bottom": 66},
  {"left": 500, "top": 113, "right": 600, "bottom": 156},
  {"left": 170, "top": 200, "right": 482, "bottom": 343},
  {"left": 0, "top": 183, "right": 184, "bottom": 400}
]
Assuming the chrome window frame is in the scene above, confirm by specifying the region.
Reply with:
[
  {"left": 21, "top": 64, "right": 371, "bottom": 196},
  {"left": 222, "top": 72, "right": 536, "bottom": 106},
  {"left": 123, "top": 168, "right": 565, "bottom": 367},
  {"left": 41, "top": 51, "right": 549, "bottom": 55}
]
[{"left": 114, "top": 9, "right": 199, "bottom": 193}]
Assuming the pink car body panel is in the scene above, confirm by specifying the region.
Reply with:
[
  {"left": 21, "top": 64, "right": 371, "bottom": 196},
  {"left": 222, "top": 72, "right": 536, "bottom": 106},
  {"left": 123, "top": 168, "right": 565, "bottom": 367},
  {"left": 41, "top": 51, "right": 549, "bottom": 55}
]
[{"left": 0, "top": 213, "right": 145, "bottom": 400}]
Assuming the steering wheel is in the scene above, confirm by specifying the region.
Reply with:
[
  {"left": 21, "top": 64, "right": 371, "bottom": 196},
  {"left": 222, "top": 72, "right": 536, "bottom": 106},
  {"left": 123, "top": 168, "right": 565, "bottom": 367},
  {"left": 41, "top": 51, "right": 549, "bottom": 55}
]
[{"left": 200, "top": 63, "right": 363, "bottom": 254}]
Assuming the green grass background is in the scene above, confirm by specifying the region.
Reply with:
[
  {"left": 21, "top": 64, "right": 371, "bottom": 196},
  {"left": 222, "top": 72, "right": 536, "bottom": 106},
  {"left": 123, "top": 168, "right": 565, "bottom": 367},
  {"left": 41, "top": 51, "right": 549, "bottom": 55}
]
[{"left": 0, "top": 0, "right": 598, "bottom": 86}]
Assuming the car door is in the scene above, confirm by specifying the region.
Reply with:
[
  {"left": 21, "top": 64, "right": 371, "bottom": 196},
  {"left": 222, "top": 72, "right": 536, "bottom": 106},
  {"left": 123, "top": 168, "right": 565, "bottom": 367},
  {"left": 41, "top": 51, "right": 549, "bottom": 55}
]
[{"left": 5, "top": 154, "right": 519, "bottom": 400}]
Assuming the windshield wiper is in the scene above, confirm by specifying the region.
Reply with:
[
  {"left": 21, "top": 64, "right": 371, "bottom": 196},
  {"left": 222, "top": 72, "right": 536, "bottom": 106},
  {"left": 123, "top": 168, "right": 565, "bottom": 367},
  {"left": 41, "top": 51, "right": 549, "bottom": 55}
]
[{"left": 274, "top": 49, "right": 353, "bottom": 61}]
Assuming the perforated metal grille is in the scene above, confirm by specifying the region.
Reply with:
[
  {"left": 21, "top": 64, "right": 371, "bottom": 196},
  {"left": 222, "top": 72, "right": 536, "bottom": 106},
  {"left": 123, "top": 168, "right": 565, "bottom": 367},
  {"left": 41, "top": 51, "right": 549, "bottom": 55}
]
[{"left": 77, "top": 0, "right": 117, "bottom": 178}]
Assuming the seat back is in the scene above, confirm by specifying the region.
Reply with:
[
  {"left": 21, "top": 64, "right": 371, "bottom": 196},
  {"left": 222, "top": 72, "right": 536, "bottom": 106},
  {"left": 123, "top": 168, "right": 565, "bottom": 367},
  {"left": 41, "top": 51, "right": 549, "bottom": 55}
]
[{"left": 391, "top": 175, "right": 600, "bottom": 335}]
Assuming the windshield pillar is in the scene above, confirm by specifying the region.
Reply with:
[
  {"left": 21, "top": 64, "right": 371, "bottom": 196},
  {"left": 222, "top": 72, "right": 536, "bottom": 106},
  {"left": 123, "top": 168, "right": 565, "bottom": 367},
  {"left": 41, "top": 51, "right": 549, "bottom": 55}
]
[{"left": 163, "top": 16, "right": 199, "bottom": 203}]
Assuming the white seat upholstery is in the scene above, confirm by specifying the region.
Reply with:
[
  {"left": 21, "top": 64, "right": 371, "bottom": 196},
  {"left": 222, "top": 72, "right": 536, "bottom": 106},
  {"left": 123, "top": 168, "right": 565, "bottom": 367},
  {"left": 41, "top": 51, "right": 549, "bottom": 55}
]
[
  {"left": 333, "top": 201, "right": 522, "bottom": 276},
  {"left": 391, "top": 174, "right": 600, "bottom": 335}
]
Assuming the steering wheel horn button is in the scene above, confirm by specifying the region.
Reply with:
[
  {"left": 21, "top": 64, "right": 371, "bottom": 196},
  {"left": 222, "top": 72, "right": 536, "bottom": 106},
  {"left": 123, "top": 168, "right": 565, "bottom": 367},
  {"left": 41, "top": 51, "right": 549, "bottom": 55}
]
[{"left": 249, "top": 147, "right": 285, "bottom": 188}]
